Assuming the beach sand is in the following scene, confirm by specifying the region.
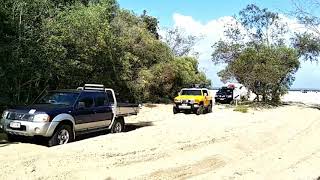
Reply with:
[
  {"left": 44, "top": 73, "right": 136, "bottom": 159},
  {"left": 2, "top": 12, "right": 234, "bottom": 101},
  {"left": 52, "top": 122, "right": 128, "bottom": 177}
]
[{"left": 0, "top": 92, "right": 319, "bottom": 180}]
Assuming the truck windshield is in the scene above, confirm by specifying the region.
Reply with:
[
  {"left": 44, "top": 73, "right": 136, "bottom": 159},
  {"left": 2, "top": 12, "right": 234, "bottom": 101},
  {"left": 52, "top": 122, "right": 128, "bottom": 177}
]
[
  {"left": 218, "top": 88, "right": 233, "bottom": 95},
  {"left": 181, "top": 90, "right": 202, "bottom": 96},
  {"left": 36, "top": 92, "right": 79, "bottom": 106}
]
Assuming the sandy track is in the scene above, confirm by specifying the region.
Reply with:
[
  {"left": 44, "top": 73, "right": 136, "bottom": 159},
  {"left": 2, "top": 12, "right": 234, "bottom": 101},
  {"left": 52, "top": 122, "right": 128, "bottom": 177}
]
[{"left": 0, "top": 104, "right": 320, "bottom": 180}]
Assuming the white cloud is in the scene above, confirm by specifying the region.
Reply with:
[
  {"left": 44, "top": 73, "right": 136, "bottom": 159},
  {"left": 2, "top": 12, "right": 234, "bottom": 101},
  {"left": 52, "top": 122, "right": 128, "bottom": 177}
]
[
  {"left": 167, "top": 13, "right": 320, "bottom": 88},
  {"left": 172, "top": 13, "right": 235, "bottom": 60},
  {"left": 170, "top": 13, "right": 236, "bottom": 87}
]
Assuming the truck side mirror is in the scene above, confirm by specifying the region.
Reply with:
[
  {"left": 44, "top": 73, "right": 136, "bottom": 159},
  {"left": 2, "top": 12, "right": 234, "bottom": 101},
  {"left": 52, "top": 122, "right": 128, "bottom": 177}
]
[
  {"left": 77, "top": 102, "right": 86, "bottom": 109},
  {"left": 178, "top": 92, "right": 181, "bottom": 96},
  {"left": 204, "top": 93, "right": 208, "bottom": 96}
]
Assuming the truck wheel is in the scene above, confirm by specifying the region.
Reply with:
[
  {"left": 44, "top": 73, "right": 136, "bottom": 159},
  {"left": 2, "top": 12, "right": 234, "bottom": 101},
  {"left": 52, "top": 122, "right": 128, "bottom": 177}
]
[
  {"left": 111, "top": 118, "right": 125, "bottom": 133},
  {"left": 207, "top": 104, "right": 213, "bottom": 113},
  {"left": 48, "top": 124, "right": 74, "bottom": 147},
  {"left": 196, "top": 106, "right": 204, "bottom": 115},
  {"left": 173, "top": 106, "right": 180, "bottom": 114}
]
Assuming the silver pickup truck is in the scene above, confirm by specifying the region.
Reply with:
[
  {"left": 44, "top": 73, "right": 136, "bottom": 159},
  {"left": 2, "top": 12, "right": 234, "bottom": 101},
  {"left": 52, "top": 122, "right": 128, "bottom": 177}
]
[{"left": 1, "top": 84, "right": 140, "bottom": 146}]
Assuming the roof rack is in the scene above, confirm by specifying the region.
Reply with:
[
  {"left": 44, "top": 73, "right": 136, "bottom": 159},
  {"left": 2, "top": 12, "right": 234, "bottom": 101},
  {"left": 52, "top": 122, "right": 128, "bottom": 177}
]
[{"left": 77, "top": 84, "right": 105, "bottom": 91}]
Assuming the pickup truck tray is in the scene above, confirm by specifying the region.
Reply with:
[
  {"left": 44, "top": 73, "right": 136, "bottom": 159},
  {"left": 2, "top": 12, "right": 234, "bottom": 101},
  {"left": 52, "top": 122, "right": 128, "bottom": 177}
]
[{"left": 117, "top": 103, "right": 140, "bottom": 117}]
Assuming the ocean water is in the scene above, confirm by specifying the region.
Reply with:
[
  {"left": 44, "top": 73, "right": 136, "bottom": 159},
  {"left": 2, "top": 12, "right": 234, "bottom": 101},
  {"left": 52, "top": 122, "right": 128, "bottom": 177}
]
[{"left": 210, "top": 90, "right": 320, "bottom": 105}]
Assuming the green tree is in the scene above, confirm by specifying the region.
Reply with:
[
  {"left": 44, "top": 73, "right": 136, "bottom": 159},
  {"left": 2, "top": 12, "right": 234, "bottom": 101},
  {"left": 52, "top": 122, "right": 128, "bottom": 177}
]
[
  {"left": 292, "top": 0, "right": 320, "bottom": 36},
  {"left": 0, "top": 0, "right": 54, "bottom": 106},
  {"left": 292, "top": 32, "right": 320, "bottom": 61},
  {"left": 42, "top": 3, "right": 172, "bottom": 102},
  {"left": 141, "top": 10, "right": 160, "bottom": 39},
  {"left": 161, "top": 27, "right": 200, "bottom": 57},
  {"left": 212, "top": 4, "right": 300, "bottom": 104},
  {"left": 136, "top": 57, "right": 211, "bottom": 102},
  {"left": 292, "top": 0, "right": 320, "bottom": 61},
  {"left": 225, "top": 46, "right": 299, "bottom": 102},
  {"left": 0, "top": 0, "right": 210, "bottom": 109}
]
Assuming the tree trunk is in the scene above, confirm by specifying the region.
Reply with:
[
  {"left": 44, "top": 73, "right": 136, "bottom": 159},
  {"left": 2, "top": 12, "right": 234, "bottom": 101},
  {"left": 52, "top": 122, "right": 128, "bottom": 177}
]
[
  {"left": 262, "top": 93, "right": 267, "bottom": 103},
  {"left": 271, "top": 89, "right": 280, "bottom": 104}
]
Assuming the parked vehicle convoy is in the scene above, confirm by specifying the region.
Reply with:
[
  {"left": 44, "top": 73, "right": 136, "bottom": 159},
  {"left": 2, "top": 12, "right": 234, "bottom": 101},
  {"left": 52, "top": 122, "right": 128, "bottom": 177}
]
[
  {"left": 173, "top": 88, "right": 213, "bottom": 115},
  {"left": 0, "top": 84, "right": 140, "bottom": 146},
  {"left": 215, "top": 83, "right": 248, "bottom": 104}
]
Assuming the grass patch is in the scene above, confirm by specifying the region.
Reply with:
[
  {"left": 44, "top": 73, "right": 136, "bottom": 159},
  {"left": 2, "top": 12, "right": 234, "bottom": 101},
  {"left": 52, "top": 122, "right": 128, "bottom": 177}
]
[
  {"left": 247, "top": 102, "right": 279, "bottom": 110},
  {"left": 218, "top": 100, "right": 282, "bottom": 111},
  {"left": 237, "top": 101, "right": 282, "bottom": 110},
  {"left": 233, "top": 105, "right": 249, "bottom": 113}
]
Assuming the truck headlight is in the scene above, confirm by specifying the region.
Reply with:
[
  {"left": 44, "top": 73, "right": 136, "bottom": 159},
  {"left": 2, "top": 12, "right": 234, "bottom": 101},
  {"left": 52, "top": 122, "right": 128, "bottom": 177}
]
[
  {"left": 2, "top": 110, "right": 9, "bottom": 119},
  {"left": 189, "top": 100, "right": 195, "bottom": 104},
  {"left": 228, "top": 95, "right": 232, "bottom": 98},
  {"left": 174, "top": 99, "right": 181, "bottom": 103},
  {"left": 33, "top": 113, "right": 50, "bottom": 122}
]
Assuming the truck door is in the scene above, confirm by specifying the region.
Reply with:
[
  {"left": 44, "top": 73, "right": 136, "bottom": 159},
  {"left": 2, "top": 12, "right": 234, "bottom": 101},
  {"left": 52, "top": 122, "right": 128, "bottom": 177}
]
[
  {"left": 92, "top": 92, "right": 113, "bottom": 127},
  {"left": 74, "top": 92, "right": 95, "bottom": 131}
]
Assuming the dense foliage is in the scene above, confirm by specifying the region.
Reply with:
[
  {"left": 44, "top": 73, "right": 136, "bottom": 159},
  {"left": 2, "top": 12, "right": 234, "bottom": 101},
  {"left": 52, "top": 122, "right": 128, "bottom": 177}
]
[
  {"left": 136, "top": 57, "right": 210, "bottom": 102},
  {"left": 0, "top": 0, "right": 210, "bottom": 109},
  {"left": 212, "top": 4, "right": 300, "bottom": 104}
]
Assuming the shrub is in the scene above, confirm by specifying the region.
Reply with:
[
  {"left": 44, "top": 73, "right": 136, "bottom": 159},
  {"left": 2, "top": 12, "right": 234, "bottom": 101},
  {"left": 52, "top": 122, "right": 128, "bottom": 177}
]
[{"left": 234, "top": 105, "right": 249, "bottom": 113}]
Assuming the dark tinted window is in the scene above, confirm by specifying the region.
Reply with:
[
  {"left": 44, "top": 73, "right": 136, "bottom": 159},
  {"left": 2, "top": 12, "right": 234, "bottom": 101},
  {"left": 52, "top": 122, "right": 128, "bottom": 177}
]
[
  {"left": 94, "top": 92, "right": 108, "bottom": 107},
  {"left": 218, "top": 88, "right": 233, "bottom": 95},
  {"left": 106, "top": 90, "right": 114, "bottom": 103},
  {"left": 36, "top": 92, "right": 79, "bottom": 106},
  {"left": 202, "top": 90, "right": 208, "bottom": 95},
  {"left": 78, "top": 93, "right": 94, "bottom": 108},
  {"left": 181, "top": 90, "right": 202, "bottom": 96}
]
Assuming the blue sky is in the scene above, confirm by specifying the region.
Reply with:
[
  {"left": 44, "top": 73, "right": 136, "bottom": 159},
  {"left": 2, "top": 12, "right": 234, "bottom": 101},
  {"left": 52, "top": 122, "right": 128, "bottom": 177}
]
[
  {"left": 118, "top": 0, "right": 294, "bottom": 26},
  {"left": 118, "top": 0, "right": 320, "bottom": 88}
]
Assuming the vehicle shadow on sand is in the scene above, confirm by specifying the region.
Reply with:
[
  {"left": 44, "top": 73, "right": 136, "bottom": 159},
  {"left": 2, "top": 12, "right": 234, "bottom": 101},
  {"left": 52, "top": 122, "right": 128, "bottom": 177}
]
[
  {"left": 0, "top": 121, "right": 154, "bottom": 147},
  {"left": 75, "top": 121, "right": 154, "bottom": 142},
  {"left": 124, "top": 121, "right": 153, "bottom": 132},
  {"left": 0, "top": 134, "right": 32, "bottom": 147}
]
